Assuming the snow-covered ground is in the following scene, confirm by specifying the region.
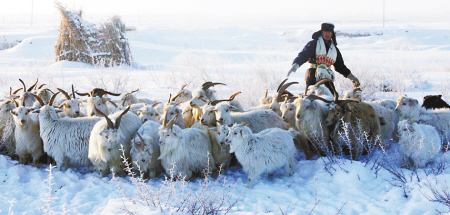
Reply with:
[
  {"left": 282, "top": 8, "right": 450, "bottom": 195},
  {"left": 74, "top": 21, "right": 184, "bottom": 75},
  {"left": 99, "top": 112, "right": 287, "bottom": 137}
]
[{"left": 1, "top": 1, "right": 450, "bottom": 214}]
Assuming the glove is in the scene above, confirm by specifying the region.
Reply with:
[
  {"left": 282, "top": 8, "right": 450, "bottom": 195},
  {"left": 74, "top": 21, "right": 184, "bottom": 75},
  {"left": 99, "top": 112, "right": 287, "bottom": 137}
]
[
  {"left": 347, "top": 73, "right": 360, "bottom": 87},
  {"left": 287, "top": 63, "right": 299, "bottom": 77}
]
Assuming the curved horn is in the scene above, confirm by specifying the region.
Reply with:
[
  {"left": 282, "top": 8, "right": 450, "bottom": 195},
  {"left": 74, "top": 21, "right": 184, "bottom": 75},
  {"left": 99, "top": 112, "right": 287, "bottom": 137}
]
[
  {"left": 49, "top": 92, "right": 60, "bottom": 106},
  {"left": 57, "top": 88, "right": 71, "bottom": 101},
  {"left": 136, "top": 132, "right": 146, "bottom": 151},
  {"left": 152, "top": 102, "right": 161, "bottom": 107},
  {"left": 180, "top": 84, "right": 187, "bottom": 90},
  {"left": 277, "top": 82, "right": 298, "bottom": 102},
  {"left": 171, "top": 93, "right": 181, "bottom": 102},
  {"left": 75, "top": 91, "right": 91, "bottom": 97},
  {"left": 202, "top": 82, "right": 226, "bottom": 91},
  {"left": 13, "top": 99, "right": 19, "bottom": 107},
  {"left": 94, "top": 105, "right": 114, "bottom": 129},
  {"left": 12, "top": 88, "right": 23, "bottom": 95},
  {"left": 108, "top": 100, "right": 118, "bottom": 108},
  {"left": 130, "top": 88, "right": 139, "bottom": 94},
  {"left": 305, "top": 94, "right": 332, "bottom": 103},
  {"left": 19, "top": 79, "right": 27, "bottom": 92},
  {"left": 228, "top": 92, "right": 241, "bottom": 100},
  {"left": 211, "top": 99, "right": 231, "bottom": 106},
  {"left": 37, "top": 84, "right": 46, "bottom": 90},
  {"left": 92, "top": 88, "right": 121, "bottom": 97},
  {"left": 277, "top": 78, "right": 288, "bottom": 92},
  {"left": 115, "top": 105, "right": 131, "bottom": 130},
  {"left": 316, "top": 79, "right": 338, "bottom": 102},
  {"left": 31, "top": 93, "right": 45, "bottom": 106},
  {"left": 264, "top": 89, "right": 268, "bottom": 98},
  {"left": 27, "top": 79, "right": 38, "bottom": 92}
]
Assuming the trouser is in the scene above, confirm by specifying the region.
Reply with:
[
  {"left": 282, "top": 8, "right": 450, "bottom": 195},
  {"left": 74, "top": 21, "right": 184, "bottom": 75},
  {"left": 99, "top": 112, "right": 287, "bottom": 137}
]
[{"left": 305, "top": 68, "right": 337, "bottom": 98}]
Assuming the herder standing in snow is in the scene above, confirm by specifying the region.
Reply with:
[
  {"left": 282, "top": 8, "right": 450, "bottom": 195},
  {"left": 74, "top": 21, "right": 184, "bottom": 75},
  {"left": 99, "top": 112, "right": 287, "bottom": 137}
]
[{"left": 287, "top": 22, "right": 360, "bottom": 95}]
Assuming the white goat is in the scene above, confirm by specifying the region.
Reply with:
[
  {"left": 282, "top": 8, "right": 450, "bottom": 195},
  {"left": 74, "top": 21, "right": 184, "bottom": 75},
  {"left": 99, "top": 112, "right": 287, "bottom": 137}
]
[
  {"left": 294, "top": 95, "right": 331, "bottom": 159},
  {"left": 172, "top": 84, "right": 193, "bottom": 103},
  {"left": 89, "top": 106, "right": 142, "bottom": 176},
  {"left": 10, "top": 104, "right": 43, "bottom": 167},
  {"left": 280, "top": 100, "right": 297, "bottom": 128},
  {"left": 397, "top": 119, "right": 441, "bottom": 168},
  {"left": 215, "top": 103, "right": 289, "bottom": 133},
  {"left": 0, "top": 100, "right": 16, "bottom": 156},
  {"left": 17, "top": 79, "right": 38, "bottom": 107},
  {"left": 77, "top": 88, "right": 121, "bottom": 117},
  {"left": 223, "top": 124, "right": 297, "bottom": 187},
  {"left": 131, "top": 120, "right": 162, "bottom": 179},
  {"left": 117, "top": 89, "right": 140, "bottom": 107},
  {"left": 158, "top": 114, "right": 215, "bottom": 180},
  {"left": 33, "top": 94, "right": 101, "bottom": 170},
  {"left": 136, "top": 102, "right": 161, "bottom": 123},
  {"left": 57, "top": 87, "right": 85, "bottom": 118},
  {"left": 396, "top": 95, "right": 450, "bottom": 143}
]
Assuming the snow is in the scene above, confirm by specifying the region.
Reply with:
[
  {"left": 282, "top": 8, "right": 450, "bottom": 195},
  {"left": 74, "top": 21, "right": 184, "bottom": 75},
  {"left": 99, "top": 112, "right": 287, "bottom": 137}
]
[{"left": 1, "top": 1, "right": 450, "bottom": 214}]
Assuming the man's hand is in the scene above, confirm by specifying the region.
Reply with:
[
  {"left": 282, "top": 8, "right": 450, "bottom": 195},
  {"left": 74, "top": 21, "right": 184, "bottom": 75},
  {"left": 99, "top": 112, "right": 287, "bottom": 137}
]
[
  {"left": 347, "top": 73, "right": 360, "bottom": 87},
  {"left": 287, "top": 64, "right": 299, "bottom": 77}
]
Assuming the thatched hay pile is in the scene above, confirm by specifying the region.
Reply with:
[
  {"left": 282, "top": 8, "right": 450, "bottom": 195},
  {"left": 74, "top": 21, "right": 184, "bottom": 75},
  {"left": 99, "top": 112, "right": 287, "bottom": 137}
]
[{"left": 54, "top": 2, "right": 132, "bottom": 66}]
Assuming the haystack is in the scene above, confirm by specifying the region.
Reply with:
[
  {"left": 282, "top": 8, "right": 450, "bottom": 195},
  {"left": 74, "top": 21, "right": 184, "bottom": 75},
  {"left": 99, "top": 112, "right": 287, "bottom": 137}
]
[{"left": 54, "top": 2, "right": 132, "bottom": 66}]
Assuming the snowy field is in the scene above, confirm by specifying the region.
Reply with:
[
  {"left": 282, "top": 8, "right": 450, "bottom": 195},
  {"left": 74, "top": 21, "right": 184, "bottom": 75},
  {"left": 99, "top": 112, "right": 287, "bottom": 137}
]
[{"left": 1, "top": 0, "right": 450, "bottom": 214}]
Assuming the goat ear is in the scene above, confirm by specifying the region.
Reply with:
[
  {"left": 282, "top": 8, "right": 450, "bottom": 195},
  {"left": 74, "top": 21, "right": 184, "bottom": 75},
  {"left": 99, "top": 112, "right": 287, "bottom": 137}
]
[
  {"left": 10, "top": 110, "right": 17, "bottom": 116},
  {"left": 408, "top": 99, "right": 418, "bottom": 106},
  {"left": 136, "top": 110, "right": 142, "bottom": 114},
  {"left": 230, "top": 105, "right": 238, "bottom": 111},
  {"left": 240, "top": 129, "right": 251, "bottom": 142}
]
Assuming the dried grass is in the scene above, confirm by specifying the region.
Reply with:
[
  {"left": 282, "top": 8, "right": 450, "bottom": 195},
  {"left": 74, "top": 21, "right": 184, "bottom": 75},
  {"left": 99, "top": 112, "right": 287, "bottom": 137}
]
[{"left": 54, "top": 2, "right": 132, "bottom": 66}]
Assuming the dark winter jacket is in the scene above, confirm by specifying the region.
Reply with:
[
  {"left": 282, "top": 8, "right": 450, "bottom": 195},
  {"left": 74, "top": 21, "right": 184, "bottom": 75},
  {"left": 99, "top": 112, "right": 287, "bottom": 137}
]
[{"left": 293, "top": 31, "right": 351, "bottom": 78}]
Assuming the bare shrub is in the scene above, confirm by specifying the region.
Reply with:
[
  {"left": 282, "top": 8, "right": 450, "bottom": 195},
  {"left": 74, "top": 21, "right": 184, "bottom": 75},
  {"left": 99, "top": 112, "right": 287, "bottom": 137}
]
[{"left": 114, "top": 145, "right": 243, "bottom": 214}]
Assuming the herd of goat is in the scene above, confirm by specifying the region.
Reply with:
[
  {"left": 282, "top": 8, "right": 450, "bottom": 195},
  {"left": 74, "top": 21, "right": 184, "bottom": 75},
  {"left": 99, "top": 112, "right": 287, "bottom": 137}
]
[{"left": 0, "top": 78, "right": 449, "bottom": 187}]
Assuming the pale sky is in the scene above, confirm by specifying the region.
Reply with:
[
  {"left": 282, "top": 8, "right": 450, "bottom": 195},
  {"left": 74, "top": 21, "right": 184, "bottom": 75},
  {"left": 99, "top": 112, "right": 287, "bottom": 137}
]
[{"left": 0, "top": 0, "right": 449, "bottom": 27}]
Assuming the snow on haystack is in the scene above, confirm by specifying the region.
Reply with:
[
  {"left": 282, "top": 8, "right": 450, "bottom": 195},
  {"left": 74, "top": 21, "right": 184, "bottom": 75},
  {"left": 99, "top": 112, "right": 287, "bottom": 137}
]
[{"left": 54, "top": 2, "right": 132, "bottom": 66}]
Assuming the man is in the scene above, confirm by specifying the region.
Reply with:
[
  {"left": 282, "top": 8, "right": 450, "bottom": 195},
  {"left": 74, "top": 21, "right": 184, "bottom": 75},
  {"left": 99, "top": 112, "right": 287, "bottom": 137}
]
[{"left": 287, "top": 23, "right": 360, "bottom": 95}]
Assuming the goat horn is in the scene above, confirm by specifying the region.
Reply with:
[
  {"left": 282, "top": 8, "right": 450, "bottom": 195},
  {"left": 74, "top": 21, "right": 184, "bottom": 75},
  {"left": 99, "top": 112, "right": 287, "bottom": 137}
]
[
  {"left": 264, "top": 89, "right": 268, "bottom": 98},
  {"left": 94, "top": 105, "right": 114, "bottom": 129},
  {"left": 13, "top": 99, "right": 19, "bottom": 107},
  {"left": 228, "top": 92, "right": 241, "bottom": 100},
  {"left": 211, "top": 99, "right": 231, "bottom": 106},
  {"left": 167, "top": 93, "right": 172, "bottom": 104},
  {"left": 109, "top": 100, "right": 118, "bottom": 108},
  {"left": 19, "top": 79, "right": 27, "bottom": 92},
  {"left": 152, "top": 102, "right": 161, "bottom": 107},
  {"left": 171, "top": 93, "right": 181, "bottom": 102},
  {"left": 72, "top": 85, "right": 76, "bottom": 99},
  {"left": 57, "top": 88, "right": 71, "bottom": 101},
  {"left": 115, "top": 105, "right": 131, "bottom": 130},
  {"left": 136, "top": 132, "right": 146, "bottom": 151},
  {"left": 12, "top": 88, "right": 23, "bottom": 95},
  {"left": 45, "top": 89, "right": 55, "bottom": 94},
  {"left": 162, "top": 111, "right": 168, "bottom": 127},
  {"left": 27, "top": 79, "right": 38, "bottom": 92},
  {"left": 9, "top": 87, "right": 12, "bottom": 96},
  {"left": 49, "top": 92, "right": 60, "bottom": 106},
  {"left": 202, "top": 82, "right": 226, "bottom": 90},
  {"left": 31, "top": 93, "right": 45, "bottom": 106},
  {"left": 277, "top": 82, "right": 298, "bottom": 102},
  {"left": 277, "top": 78, "right": 288, "bottom": 92},
  {"left": 166, "top": 113, "right": 178, "bottom": 128},
  {"left": 76, "top": 91, "right": 90, "bottom": 97},
  {"left": 180, "top": 84, "right": 187, "bottom": 90},
  {"left": 130, "top": 88, "right": 139, "bottom": 94},
  {"left": 305, "top": 94, "right": 332, "bottom": 103},
  {"left": 37, "top": 84, "right": 46, "bottom": 90},
  {"left": 315, "top": 79, "right": 339, "bottom": 102}
]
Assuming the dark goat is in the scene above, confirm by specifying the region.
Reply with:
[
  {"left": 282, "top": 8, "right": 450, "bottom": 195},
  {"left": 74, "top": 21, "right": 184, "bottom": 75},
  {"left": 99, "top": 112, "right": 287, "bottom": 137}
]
[{"left": 422, "top": 95, "right": 450, "bottom": 110}]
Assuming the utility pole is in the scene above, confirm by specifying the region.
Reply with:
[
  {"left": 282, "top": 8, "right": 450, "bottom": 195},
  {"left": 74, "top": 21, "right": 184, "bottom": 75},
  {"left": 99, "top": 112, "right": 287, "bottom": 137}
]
[
  {"left": 383, "top": 0, "right": 385, "bottom": 28},
  {"left": 31, "top": 0, "right": 33, "bottom": 27}
]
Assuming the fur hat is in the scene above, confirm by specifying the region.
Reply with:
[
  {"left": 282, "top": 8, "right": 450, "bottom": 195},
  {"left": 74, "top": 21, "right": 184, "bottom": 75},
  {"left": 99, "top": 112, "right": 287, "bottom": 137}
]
[{"left": 321, "top": 23, "right": 335, "bottom": 32}]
